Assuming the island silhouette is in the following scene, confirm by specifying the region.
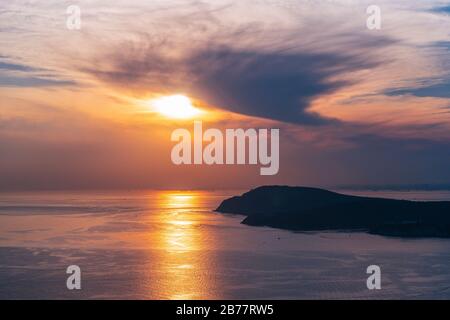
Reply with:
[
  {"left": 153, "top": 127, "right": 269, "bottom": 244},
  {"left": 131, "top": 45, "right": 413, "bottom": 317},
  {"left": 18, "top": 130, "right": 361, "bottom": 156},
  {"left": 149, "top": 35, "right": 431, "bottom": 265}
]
[{"left": 215, "top": 186, "right": 450, "bottom": 238}]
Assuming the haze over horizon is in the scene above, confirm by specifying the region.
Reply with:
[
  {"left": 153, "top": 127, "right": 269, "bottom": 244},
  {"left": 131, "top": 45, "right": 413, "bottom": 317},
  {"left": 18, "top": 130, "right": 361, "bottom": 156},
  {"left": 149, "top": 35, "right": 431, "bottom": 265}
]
[{"left": 2, "top": 0, "right": 450, "bottom": 191}]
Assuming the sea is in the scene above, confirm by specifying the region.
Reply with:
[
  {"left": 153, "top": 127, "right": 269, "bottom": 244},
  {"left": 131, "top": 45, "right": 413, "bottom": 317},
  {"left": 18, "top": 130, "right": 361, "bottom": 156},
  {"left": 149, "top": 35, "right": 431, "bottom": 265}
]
[{"left": 1, "top": 189, "right": 450, "bottom": 299}]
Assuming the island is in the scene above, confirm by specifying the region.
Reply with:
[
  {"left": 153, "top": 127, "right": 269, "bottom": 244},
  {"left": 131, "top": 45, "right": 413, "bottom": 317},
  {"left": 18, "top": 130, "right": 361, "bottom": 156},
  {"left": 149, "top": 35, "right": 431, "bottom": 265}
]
[{"left": 215, "top": 186, "right": 450, "bottom": 238}]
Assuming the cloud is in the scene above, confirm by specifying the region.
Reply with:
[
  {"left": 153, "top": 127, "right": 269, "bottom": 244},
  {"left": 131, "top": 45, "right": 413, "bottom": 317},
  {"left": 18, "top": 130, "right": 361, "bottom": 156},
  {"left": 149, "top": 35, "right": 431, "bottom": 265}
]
[
  {"left": 0, "top": 76, "right": 75, "bottom": 87},
  {"left": 386, "top": 80, "right": 450, "bottom": 98},
  {"left": 0, "top": 58, "right": 75, "bottom": 87},
  {"left": 0, "top": 61, "right": 35, "bottom": 72},
  {"left": 186, "top": 48, "right": 361, "bottom": 125},
  {"left": 431, "top": 5, "right": 450, "bottom": 14},
  {"left": 83, "top": 37, "right": 390, "bottom": 125},
  {"left": 384, "top": 41, "right": 450, "bottom": 98}
]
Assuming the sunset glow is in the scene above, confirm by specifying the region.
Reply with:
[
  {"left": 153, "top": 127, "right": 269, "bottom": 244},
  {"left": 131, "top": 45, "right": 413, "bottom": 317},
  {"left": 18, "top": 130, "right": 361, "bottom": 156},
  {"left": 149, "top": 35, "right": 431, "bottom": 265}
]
[
  {"left": 3, "top": 0, "right": 450, "bottom": 303},
  {"left": 2, "top": 0, "right": 450, "bottom": 189}
]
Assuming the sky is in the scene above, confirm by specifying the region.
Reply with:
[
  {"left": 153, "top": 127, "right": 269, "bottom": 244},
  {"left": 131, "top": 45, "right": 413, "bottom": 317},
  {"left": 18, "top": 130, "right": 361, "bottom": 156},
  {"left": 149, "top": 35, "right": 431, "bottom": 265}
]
[{"left": 1, "top": 0, "right": 450, "bottom": 190}]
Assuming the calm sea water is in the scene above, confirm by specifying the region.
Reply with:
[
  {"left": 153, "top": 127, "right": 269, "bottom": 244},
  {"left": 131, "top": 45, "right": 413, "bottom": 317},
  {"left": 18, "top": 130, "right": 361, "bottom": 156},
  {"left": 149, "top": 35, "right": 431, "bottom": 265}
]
[{"left": 1, "top": 190, "right": 450, "bottom": 299}]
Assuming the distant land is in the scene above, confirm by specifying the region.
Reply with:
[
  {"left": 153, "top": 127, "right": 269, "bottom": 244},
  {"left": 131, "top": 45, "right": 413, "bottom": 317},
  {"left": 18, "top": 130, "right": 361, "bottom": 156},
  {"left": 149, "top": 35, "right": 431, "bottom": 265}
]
[
  {"left": 334, "top": 184, "right": 450, "bottom": 191},
  {"left": 215, "top": 186, "right": 450, "bottom": 238}
]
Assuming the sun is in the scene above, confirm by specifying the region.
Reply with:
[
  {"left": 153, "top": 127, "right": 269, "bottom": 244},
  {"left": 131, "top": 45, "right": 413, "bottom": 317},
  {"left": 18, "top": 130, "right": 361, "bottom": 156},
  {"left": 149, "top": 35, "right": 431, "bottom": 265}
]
[{"left": 150, "top": 94, "right": 202, "bottom": 119}]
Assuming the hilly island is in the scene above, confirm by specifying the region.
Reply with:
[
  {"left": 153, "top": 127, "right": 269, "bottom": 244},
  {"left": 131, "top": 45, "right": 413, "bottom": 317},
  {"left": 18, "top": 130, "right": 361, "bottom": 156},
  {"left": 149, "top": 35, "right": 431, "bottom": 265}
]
[{"left": 215, "top": 186, "right": 450, "bottom": 238}]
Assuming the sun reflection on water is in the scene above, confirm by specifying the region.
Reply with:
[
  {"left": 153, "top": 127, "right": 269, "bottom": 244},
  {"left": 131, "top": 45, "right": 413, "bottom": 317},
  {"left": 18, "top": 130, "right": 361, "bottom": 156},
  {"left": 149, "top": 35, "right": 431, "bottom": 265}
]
[{"left": 149, "top": 191, "right": 221, "bottom": 299}]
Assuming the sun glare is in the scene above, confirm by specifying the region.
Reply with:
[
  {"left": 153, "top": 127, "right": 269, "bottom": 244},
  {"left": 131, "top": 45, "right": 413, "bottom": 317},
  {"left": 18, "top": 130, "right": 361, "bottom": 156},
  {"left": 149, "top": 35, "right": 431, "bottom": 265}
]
[{"left": 150, "top": 95, "right": 201, "bottom": 119}]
